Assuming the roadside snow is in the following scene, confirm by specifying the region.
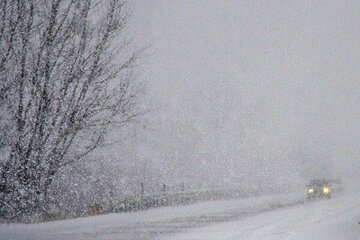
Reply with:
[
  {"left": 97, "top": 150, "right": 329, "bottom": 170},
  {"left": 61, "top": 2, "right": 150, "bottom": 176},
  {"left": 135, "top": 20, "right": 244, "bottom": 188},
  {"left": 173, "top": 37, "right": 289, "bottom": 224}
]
[
  {"left": 160, "top": 185, "right": 360, "bottom": 240},
  {"left": 0, "top": 192, "right": 304, "bottom": 240},
  {"left": 1, "top": 186, "right": 359, "bottom": 240}
]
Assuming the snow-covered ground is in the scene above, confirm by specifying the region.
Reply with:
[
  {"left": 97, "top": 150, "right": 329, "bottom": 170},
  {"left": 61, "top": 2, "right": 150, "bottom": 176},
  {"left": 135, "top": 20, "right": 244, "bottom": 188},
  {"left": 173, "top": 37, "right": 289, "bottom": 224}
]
[
  {"left": 1, "top": 184, "right": 359, "bottom": 240},
  {"left": 161, "top": 185, "right": 360, "bottom": 240}
]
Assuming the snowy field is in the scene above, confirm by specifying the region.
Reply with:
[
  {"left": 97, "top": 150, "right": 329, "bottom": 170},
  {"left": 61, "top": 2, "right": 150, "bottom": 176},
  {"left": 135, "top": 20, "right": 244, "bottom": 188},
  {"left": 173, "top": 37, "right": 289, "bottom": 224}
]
[{"left": 1, "top": 184, "right": 359, "bottom": 240}]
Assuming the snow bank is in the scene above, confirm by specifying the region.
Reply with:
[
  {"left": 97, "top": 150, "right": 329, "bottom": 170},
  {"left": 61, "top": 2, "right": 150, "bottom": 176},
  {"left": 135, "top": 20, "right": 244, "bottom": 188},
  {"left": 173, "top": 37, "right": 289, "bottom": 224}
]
[{"left": 0, "top": 192, "right": 305, "bottom": 240}]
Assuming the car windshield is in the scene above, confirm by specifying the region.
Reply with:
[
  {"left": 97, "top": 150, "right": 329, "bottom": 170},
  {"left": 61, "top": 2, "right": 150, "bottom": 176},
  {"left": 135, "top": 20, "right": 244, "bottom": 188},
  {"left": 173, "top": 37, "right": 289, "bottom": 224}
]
[{"left": 309, "top": 179, "right": 329, "bottom": 186}]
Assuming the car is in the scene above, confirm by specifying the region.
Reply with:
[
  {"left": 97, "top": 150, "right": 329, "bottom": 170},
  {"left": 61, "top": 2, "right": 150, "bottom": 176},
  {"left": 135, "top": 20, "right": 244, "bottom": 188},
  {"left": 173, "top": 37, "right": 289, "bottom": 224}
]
[{"left": 307, "top": 179, "right": 332, "bottom": 199}]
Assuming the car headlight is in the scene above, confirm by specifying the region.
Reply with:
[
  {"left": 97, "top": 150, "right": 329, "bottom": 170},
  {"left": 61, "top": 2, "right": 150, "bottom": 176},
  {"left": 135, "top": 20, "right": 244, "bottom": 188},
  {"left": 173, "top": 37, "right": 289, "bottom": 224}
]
[
  {"left": 323, "top": 187, "right": 330, "bottom": 193},
  {"left": 308, "top": 188, "right": 314, "bottom": 193}
]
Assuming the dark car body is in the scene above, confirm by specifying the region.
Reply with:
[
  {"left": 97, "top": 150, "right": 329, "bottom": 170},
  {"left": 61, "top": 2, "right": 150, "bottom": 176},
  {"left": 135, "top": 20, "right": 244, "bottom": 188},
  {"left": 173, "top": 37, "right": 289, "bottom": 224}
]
[{"left": 307, "top": 179, "right": 331, "bottom": 199}]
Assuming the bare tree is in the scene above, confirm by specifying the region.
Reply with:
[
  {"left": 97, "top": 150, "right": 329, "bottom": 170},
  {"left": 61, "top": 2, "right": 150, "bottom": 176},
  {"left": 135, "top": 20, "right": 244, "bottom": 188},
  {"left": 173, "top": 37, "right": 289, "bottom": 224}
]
[{"left": 0, "top": 0, "right": 143, "bottom": 221}]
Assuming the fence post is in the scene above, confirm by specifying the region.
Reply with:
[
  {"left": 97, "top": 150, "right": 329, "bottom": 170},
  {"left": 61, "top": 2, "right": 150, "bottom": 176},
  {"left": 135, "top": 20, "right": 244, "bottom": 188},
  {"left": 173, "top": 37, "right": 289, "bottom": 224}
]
[{"left": 140, "top": 182, "right": 144, "bottom": 196}]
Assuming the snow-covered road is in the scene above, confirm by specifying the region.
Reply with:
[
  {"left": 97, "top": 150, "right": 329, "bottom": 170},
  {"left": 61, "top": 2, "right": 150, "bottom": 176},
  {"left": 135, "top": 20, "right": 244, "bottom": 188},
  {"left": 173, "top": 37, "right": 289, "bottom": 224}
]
[
  {"left": 161, "top": 187, "right": 360, "bottom": 240},
  {"left": 1, "top": 185, "right": 359, "bottom": 240}
]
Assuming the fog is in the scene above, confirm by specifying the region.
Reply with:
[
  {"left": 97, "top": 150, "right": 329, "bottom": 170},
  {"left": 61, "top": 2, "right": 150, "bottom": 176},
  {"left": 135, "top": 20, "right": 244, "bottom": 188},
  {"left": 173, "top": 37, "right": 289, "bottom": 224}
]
[
  {"left": 122, "top": 0, "right": 360, "bottom": 191},
  {"left": 1, "top": 0, "right": 360, "bottom": 227},
  {"left": 85, "top": 0, "right": 360, "bottom": 199}
]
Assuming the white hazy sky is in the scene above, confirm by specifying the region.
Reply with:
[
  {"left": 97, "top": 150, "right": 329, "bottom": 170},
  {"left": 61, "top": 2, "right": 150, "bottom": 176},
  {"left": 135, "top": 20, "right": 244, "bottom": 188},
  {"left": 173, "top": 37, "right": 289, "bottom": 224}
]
[{"left": 127, "top": 0, "right": 360, "bottom": 184}]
